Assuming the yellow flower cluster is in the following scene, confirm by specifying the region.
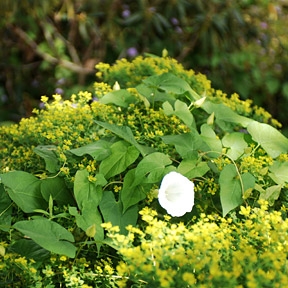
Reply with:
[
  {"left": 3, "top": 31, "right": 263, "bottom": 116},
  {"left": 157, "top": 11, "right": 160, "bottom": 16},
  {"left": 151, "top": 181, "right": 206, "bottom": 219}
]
[
  {"left": 93, "top": 82, "right": 113, "bottom": 98},
  {"left": 96, "top": 55, "right": 211, "bottom": 95},
  {"left": 1, "top": 251, "right": 118, "bottom": 287},
  {"left": 95, "top": 55, "right": 280, "bottom": 127},
  {"left": 105, "top": 204, "right": 288, "bottom": 287},
  {"left": 0, "top": 89, "right": 189, "bottom": 181}
]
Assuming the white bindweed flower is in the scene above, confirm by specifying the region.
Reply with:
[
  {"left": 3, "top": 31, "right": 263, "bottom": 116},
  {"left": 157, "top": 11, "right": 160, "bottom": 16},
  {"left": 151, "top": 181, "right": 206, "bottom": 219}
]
[
  {"left": 158, "top": 171, "right": 195, "bottom": 217},
  {"left": 113, "top": 81, "right": 121, "bottom": 90}
]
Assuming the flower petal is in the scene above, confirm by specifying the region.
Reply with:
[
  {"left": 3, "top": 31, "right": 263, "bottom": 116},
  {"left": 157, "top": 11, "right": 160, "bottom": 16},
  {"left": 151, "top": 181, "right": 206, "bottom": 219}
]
[{"left": 158, "top": 171, "right": 194, "bottom": 217}]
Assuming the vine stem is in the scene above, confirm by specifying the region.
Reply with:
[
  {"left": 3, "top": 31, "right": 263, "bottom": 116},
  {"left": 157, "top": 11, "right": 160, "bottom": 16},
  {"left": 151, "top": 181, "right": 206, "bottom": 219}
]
[{"left": 201, "top": 150, "right": 245, "bottom": 195}]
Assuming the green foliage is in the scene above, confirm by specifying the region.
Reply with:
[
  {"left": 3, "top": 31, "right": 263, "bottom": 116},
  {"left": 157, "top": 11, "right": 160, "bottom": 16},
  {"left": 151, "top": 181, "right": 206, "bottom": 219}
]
[
  {"left": 0, "top": 55, "right": 288, "bottom": 286},
  {"left": 13, "top": 219, "right": 76, "bottom": 258}
]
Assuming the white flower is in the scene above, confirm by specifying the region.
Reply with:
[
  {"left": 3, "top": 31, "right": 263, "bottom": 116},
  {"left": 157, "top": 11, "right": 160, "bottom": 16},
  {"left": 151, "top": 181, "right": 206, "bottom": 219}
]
[
  {"left": 158, "top": 171, "right": 195, "bottom": 217},
  {"left": 113, "top": 81, "right": 121, "bottom": 90}
]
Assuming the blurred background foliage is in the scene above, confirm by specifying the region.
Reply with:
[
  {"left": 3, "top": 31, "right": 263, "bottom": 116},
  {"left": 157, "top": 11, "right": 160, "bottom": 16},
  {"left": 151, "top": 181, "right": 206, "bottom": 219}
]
[{"left": 1, "top": 0, "right": 288, "bottom": 134}]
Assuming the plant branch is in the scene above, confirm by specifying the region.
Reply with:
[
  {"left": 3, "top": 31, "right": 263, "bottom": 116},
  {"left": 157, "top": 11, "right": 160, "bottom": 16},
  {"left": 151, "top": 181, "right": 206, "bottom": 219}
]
[{"left": 10, "top": 25, "right": 94, "bottom": 75}]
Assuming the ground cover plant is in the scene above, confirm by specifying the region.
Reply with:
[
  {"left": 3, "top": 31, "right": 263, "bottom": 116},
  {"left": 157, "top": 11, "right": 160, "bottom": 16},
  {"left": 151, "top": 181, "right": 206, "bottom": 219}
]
[{"left": 1, "top": 55, "right": 288, "bottom": 287}]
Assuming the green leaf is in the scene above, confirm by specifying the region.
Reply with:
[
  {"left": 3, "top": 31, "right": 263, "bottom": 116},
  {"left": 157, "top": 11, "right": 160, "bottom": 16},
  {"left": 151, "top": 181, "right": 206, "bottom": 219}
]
[
  {"left": 247, "top": 121, "right": 288, "bottom": 158},
  {"left": 142, "top": 73, "right": 199, "bottom": 100},
  {"left": 73, "top": 169, "right": 105, "bottom": 246},
  {"left": 259, "top": 185, "right": 282, "bottom": 205},
  {"left": 162, "top": 100, "right": 194, "bottom": 128},
  {"left": 100, "top": 141, "right": 140, "bottom": 179},
  {"left": 242, "top": 172, "right": 256, "bottom": 193},
  {"left": 222, "top": 132, "right": 248, "bottom": 160},
  {"left": 74, "top": 170, "right": 104, "bottom": 210},
  {"left": 162, "top": 130, "right": 210, "bottom": 159},
  {"left": 13, "top": 219, "right": 76, "bottom": 258},
  {"left": 219, "top": 167, "right": 255, "bottom": 217},
  {"left": 33, "top": 145, "right": 60, "bottom": 173},
  {"left": 269, "top": 161, "right": 288, "bottom": 185},
  {"left": 69, "top": 140, "right": 111, "bottom": 161},
  {"left": 41, "top": 177, "right": 75, "bottom": 206},
  {"left": 10, "top": 239, "right": 50, "bottom": 264},
  {"left": 99, "top": 89, "right": 136, "bottom": 107},
  {"left": 177, "top": 159, "right": 210, "bottom": 179},
  {"left": 69, "top": 201, "right": 104, "bottom": 246},
  {"left": 219, "top": 164, "right": 243, "bottom": 217},
  {"left": 0, "top": 184, "right": 12, "bottom": 231},
  {"left": 136, "top": 83, "right": 176, "bottom": 105},
  {"left": 95, "top": 121, "right": 153, "bottom": 156},
  {"left": 135, "top": 152, "right": 172, "bottom": 183},
  {"left": 200, "top": 124, "right": 222, "bottom": 157},
  {"left": 1, "top": 171, "right": 47, "bottom": 213},
  {"left": 120, "top": 169, "right": 148, "bottom": 212},
  {"left": 202, "top": 101, "right": 252, "bottom": 127},
  {"left": 99, "top": 191, "right": 138, "bottom": 235}
]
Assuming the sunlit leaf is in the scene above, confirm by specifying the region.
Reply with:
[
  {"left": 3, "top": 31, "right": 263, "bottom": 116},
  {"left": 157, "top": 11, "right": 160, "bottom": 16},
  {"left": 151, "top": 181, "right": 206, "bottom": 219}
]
[
  {"left": 72, "top": 169, "right": 104, "bottom": 247},
  {"left": 1, "top": 171, "right": 47, "bottom": 213},
  {"left": 99, "top": 89, "right": 136, "bottom": 107},
  {"left": 200, "top": 124, "right": 222, "bottom": 157},
  {"left": 0, "top": 184, "right": 12, "bottom": 231},
  {"left": 247, "top": 121, "right": 288, "bottom": 158},
  {"left": 74, "top": 169, "right": 104, "bottom": 209},
  {"left": 120, "top": 169, "right": 148, "bottom": 212},
  {"left": 135, "top": 152, "right": 172, "bottom": 183},
  {"left": 69, "top": 140, "right": 111, "bottom": 161},
  {"left": 222, "top": 132, "right": 248, "bottom": 160},
  {"left": 259, "top": 185, "right": 282, "bottom": 206},
  {"left": 269, "top": 161, "right": 288, "bottom": 185},
  {"left": 142, "top": 73, "right": 199, "bottom": 101},
  {"left": 219, "top": 164, "right": 243, "bottom": 217},
  {"left": 162, "top": 130, "right": 209, "bottom": 159},
  {"left": 100, "top": 141, "right": 139, "bottom": 179},
  {"left": 162, "top": 100, "right": 194, "bottom": 128},
  {"left": 219, "top": 165, "right": 255, "bottom": 217},
  {"left": 33, "top": 145, "right": 60, "bottom": 173},
  {"left": 95, "top": 121, "right": 153, "bottom": 156},
  {"left": 202, "top": 101, "right": 252, "bottom": 127},
  {"left": 177, "top": 159, "right": 210, "bottom": 179}
]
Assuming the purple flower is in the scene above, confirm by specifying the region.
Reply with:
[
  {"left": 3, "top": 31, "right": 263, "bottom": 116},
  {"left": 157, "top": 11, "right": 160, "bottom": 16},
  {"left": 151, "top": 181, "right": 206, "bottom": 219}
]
[
  {"left": 56, "top": 78, "right": 66, "bottom": 85},
  {"left": 171, "top": 17, "right": 179, "bottom": 26},
  {"left": 39, "top": 102, "right": 46, "bottom": 109},
  {"left": 122, "top": 9, "right": 131, "bottom": 18},
  {"left": 126, "top": 47, "right": 138, "bottom": 58},
  {"left": 260, "top": 22, "right": 268, "bottom": 29},
  {"left": 55, "top": 88, "right": 64, "bottom": 95}
]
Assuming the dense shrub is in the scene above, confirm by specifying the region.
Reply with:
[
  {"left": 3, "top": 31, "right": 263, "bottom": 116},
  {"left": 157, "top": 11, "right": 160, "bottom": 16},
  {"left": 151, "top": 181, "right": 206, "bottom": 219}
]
[
  {"left": 1, "top": 55, "right": 288, "bottom": 287},
  {"left": 107, "top": 203, "right": 288, "bottom": 287}
]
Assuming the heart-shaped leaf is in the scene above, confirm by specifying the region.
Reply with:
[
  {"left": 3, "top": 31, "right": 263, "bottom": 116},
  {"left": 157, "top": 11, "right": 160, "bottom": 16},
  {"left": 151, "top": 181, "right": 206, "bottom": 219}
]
[{"left": 13, "top": 219, "right": 76, "bottom": 258}]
